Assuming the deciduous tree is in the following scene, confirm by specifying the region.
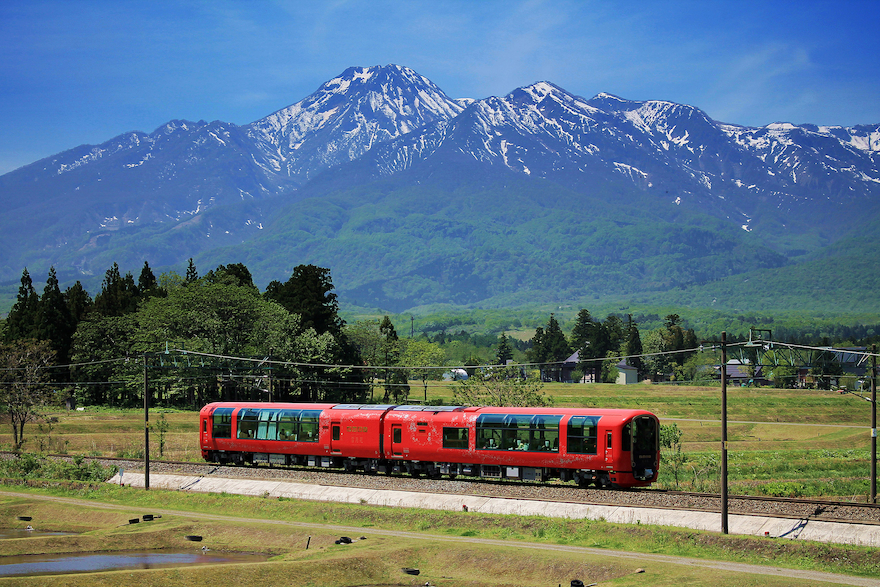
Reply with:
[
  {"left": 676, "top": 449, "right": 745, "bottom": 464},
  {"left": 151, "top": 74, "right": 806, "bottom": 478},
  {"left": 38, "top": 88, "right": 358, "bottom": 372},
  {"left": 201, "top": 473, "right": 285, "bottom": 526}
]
[
  {"left": 454, "top": 365, "right": 551, "bottom": 407},
  {"left": 400, "top": 339, "right": 446, "bottom": 402},
  {"left": 0, "top": 339, "right": 56, "bottom": 449}
]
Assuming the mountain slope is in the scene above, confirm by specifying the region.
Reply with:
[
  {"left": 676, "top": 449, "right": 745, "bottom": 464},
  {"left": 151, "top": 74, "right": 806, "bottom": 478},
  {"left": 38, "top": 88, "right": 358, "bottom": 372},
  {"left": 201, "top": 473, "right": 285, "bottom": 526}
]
[
  {"left": 0, "top": 64, "right": 878, "bottom": 314},
  {"left": 245, "top": 64, "right": 465, "bottom": 184}
]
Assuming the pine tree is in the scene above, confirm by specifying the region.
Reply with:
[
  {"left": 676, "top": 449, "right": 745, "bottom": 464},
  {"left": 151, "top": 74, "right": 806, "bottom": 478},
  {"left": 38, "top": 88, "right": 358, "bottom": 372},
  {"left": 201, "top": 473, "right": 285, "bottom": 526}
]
[
  {"left": 93, "top": 263, "right": 139, "bottom": 316},
  {"left": 138, "top": 261, "right": 161, "bottom": 297},
  {"left": 265, "top": 264, "right": 343, "bottom": 336},
  {"left": 206, "top": 263, "right": 256, "bottom": 290},
  {"left": 545, "top": 315, "right": 571, "bottom": 357},
  {"left": 623, "top": 314, "right": 643, "bottom": 379},
  {"left": 531, "top": 314, "right": 571, "bottom": 382},
  {"left": 4, "top": 269, "right": 39, "bottom": 342},
  {"left": 526, "top": 326, "right": 546, "bottom": 364},
  {"left": 34, "top": 267, "right": 74, "bottom": 364},
  {"left": 570, "top": 309, "right": 595, "bottom": 352},
  {"left": 379, "top": 316, "right": 408, "bottom": 402},
  {"left": 64, "top": 281, "right": 93, "bottom": 325},
  {"left": 185, "top": 258, "right": 199, "bottom": 283},
  {"left": 495, "top": 332, "right": 514, "bottom": 365}
]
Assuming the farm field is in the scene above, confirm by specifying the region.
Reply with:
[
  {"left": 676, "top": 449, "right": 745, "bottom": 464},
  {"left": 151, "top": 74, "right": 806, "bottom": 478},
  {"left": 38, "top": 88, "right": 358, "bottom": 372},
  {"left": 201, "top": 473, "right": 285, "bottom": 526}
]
[
  {"left": 2, "top": 381, "right": 876, "bottom": 499},
  {"left": 2, "top": 487, "right": 878, "bottom": 586}
]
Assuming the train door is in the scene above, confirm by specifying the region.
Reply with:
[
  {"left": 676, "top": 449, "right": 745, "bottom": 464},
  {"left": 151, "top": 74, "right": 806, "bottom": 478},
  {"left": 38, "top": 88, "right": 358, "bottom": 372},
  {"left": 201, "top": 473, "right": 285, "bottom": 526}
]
[
  {"left": 201, "top": 413, "right": 209, "bottom": 446},
  {"left": 604, "top": 430, "right": 613, "bottom": 465},
  {"left": 330, "top": 420, "right": 342, "bottom": 454},
  {"left": 391, "top": 424, "right": 403, "bottom": 457}
]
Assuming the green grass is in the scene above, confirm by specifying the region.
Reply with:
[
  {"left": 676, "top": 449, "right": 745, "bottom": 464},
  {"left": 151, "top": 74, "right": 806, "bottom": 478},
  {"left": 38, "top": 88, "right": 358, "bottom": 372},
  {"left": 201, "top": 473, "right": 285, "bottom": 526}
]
[
  {"left": 4, "top": 381, "right": 877, "bottom": 498},
  {"left": 1, "top": 484, "right": 879, "bottom": 585}
]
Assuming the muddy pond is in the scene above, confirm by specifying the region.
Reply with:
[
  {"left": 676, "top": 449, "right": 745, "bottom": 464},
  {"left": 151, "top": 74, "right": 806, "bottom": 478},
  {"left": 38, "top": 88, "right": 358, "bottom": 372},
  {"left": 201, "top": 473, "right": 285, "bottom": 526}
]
[{"left": 0, "top": 549, "right": 269, "bottom": 577}]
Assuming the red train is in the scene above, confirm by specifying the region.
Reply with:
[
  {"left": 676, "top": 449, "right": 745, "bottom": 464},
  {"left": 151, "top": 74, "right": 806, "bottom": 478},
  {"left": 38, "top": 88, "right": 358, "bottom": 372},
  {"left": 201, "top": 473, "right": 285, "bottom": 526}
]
[{"left": 199, "top": 402, "right": 660, "bottom": 488}]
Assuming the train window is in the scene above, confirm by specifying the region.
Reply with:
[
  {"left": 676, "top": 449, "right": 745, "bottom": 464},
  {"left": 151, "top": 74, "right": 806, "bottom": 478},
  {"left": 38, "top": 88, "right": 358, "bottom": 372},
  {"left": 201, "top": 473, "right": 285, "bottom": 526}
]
[
  {"left": 212, "top": 408, "right": 233, "bottom": 438},
  {"left": 276, "top": 409, "right": 321, "bottom": 442},
  {"left": 442, "top": 427, "right": 468, "bottom": 449},
  {"left": 237, "top": 409, "right": 260, "bottom": 439},
  {"left": 299, "top": 410, "right": 320, "bottom": 442},
  {"left": 476, "top": 414, "right": 561, "bottom": 452},
  {"left": 278, "top": 410, "right": 298, "bottom": 441},
  {"left": 567, "top": 416, "right": 600, "bottom": 454},
  {"left": 393, "top": 427, "right": 402, "bottom": 444},
  {"left": 633, "top": 416, "right": 657, "bottom": 454},
  {"left": 531, "top": 415, "right": 562, "bottom": 452},
  {"left": 476, "top": 414, "right": 505, "bottom": 450},
  {"left": 622, "top": 423, "right": 632, "bottom": 451},
  {"left": 332, "top": 425, "right": 340, "bottom": 441},
  {"left": 256, "top": 410, "right": 278, "bottom": 440}
]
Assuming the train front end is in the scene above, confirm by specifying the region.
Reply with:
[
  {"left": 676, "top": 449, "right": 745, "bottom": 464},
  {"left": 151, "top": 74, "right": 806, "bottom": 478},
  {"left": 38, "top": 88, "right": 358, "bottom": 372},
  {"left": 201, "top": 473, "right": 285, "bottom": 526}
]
[{"left": 627, "top": 413, "right": 660, "bottom": 485}]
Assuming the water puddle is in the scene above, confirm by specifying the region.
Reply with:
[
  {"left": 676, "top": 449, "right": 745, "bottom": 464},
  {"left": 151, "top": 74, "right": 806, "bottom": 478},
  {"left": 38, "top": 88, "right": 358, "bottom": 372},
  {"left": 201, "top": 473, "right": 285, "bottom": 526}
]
[{"left": 0, "top": 550, "right": 268, "bottom": 577}]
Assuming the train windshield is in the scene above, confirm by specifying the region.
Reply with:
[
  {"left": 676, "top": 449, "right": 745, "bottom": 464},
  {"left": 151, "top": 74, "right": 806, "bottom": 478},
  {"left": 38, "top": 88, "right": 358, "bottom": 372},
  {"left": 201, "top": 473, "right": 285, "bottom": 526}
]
[{"left": 632, "top": 416, "right": 658, "bottom": 455}]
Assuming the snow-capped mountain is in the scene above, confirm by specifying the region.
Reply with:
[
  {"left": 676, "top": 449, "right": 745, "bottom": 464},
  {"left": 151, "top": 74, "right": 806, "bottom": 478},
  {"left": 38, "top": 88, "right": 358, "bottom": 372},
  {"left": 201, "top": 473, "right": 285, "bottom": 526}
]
[
  {"left": 365, "top": 83, "right": 879, "bottom": 235},
  {"left": 1, "top": 64, "right": 878, "bottom": 312},
  {"left": 245, "top": 65, "right": 466, "bottom": 183}
]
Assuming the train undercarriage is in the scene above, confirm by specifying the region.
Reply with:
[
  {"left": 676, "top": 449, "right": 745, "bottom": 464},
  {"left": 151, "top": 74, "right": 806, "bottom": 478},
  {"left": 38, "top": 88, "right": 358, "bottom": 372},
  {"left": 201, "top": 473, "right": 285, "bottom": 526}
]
[{"left": 207, "top": 450, "right": 617, "bottom": 488}]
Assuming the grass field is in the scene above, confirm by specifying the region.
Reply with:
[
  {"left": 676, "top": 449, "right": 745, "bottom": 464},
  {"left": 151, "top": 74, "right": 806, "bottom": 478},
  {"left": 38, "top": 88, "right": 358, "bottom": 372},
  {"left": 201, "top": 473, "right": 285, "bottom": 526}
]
[
  {"left": 2, "top": 381, "right": 877, "bottom": 499},
  {"left": 0, "top": 484, "right": 878, "bottom": 585}
]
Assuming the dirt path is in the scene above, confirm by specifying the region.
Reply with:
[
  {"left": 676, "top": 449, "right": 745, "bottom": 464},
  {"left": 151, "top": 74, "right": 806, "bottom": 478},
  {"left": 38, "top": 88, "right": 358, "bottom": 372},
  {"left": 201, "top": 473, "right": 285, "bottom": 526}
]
[{"left": 2, "top": 490, "right": 878, "bottom": 587}]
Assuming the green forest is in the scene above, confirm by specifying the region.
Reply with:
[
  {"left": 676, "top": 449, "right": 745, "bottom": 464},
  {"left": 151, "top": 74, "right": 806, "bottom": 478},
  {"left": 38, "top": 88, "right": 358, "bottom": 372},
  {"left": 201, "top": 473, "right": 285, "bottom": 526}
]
[{"left": 3, "top": 258, "right": 880, "bottom": 429}]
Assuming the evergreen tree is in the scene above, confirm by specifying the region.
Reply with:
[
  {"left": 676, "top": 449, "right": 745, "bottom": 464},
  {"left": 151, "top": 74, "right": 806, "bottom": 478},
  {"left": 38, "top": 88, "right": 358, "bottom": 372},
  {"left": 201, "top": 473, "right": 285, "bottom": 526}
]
[
  {"left": 4, "top": 268, "right": 39, "bottom": 342},
  {"left": 570, "top": 309, "right": 596, "bottom": 352},
  {"left": 64, "top": 281, "right": 93, "bottom": 325},
  {"left": 526, "top": 326, "right": 546, "bottom": 364},
  {"left": 265, "top": 264, "right": 343, "bottom": 336},
  {"left": 663, "top": 313, "right": 698, "bottom": 370},
  {"left": 571, "top": 308, "right": 599, "bottom": 382},
  {"left": 206, "top": 262, "right": 256, "bottom": 290},
  {"left": 379, "top": 316, "right": 409, "bottom": 402},
  {"left": 185, "top": 258, "right": 199, "bottom": 284},
  {"left": 623, "top": 314, "right": 644, "bottom": 379},
  {"left": 543, "top": 314, "right": 571, "bottom": 361},
  {"left": 34, "top": 267, "right": 74, "bottom": 364},
  {"left": 495, "top": 332, "right": 514, "bottom": 365},
  {"left": 604, "top": 314, "right": 624, "bottom": 352},
  {"left": 138, "top": 261, "right": 162, "bottom": 298},
  {"left": 529, "top": 314, "right": 571, "bottom": 382},
  {"left": 93, "top": 263, "right": 140, "bottom": 317}
]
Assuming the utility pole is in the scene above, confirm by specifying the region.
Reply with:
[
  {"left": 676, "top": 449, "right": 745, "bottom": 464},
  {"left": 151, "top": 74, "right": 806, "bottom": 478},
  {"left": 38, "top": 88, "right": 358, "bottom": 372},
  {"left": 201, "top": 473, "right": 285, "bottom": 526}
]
[
  {"left": 721, "top": 331, "right": 728, "bottom": 534},
  {"left": 143, "top": 353, "right": 150, "bottom": 491},
  {"left": 872, "top": 345, "right": 877, "bottom": 503}
]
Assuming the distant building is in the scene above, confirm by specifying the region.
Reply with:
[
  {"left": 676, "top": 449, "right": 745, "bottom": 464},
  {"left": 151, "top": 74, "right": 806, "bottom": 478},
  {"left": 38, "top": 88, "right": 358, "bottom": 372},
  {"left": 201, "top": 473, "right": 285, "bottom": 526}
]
[
  {"left": 616, "top": 360, "right": 638, "bottom": 385},
  {"left": 718, "top": 359, "right": 766, "bottom": 386},
  {"left": 560, "top": 351, "right": 637, "bottom": 384},
  {"left": 561, "top": 350, "right": 597, "bottom": 383}
]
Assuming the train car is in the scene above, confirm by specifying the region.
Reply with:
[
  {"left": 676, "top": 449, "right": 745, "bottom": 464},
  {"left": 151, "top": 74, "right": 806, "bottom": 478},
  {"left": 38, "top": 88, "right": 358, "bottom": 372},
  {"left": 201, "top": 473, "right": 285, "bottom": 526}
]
[
  {"left": 199, "top": 402, "right": 337, "bottom": 467},
  {"left": 199, "top": 402, "right": 660, "bottom": 488}
]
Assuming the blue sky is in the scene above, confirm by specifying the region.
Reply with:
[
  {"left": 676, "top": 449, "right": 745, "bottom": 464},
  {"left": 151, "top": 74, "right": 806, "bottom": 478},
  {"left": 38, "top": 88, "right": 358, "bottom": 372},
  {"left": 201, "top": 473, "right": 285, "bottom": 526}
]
[{"left": 2, "top": 0, "right": 878, "bottom": 175}]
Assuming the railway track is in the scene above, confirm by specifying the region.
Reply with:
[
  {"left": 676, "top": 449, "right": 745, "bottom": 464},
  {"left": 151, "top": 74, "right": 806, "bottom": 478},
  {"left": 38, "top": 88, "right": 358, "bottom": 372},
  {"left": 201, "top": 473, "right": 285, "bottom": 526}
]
[{"left": 73, "top": 454, "right": 880, "bottom": 526}]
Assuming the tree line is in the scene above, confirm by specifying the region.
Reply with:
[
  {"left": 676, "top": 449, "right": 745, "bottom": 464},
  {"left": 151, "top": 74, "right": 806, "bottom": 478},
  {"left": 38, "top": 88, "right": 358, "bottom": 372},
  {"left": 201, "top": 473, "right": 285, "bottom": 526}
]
[
  {"left": 0, "top": 261, "right": 382, "bottom": 413},
  {"left": 524, "top": 310, "right": 699, "bottom": 383}
]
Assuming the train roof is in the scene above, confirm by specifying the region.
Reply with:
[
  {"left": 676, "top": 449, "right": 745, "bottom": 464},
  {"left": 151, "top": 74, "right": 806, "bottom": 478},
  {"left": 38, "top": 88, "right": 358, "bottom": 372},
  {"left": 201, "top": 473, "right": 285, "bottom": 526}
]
[{"left": 200, "top": 402, "right": 656, "bottom": 421}]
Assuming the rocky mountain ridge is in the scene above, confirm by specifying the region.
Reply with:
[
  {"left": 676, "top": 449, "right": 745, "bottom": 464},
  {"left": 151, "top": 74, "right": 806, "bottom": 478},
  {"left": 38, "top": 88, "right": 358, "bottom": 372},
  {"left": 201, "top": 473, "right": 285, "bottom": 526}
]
[{"left": 1, "top": 64, "right": 878, "bottom": 312}]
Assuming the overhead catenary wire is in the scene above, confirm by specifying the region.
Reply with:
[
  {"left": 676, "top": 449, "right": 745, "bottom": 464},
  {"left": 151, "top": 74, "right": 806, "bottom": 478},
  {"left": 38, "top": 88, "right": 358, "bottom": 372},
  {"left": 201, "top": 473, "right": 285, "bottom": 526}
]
[{"left": 1, "top": 338, "right": 876, "bottom": 380}]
